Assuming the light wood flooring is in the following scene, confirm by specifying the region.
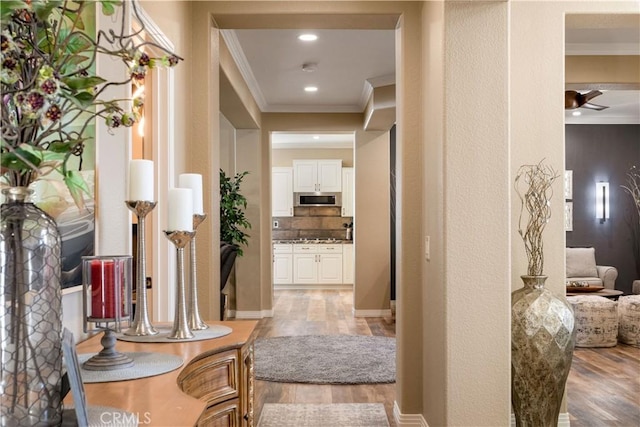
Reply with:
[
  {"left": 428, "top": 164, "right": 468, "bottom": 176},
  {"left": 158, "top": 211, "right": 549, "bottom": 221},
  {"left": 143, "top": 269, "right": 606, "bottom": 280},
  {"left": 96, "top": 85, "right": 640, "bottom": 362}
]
[
  {"left": 253, "top": 289, "right": 640, "bottom": 426},
  {"left": 253, "top": 289, "right": 396, "bottom": 426}
]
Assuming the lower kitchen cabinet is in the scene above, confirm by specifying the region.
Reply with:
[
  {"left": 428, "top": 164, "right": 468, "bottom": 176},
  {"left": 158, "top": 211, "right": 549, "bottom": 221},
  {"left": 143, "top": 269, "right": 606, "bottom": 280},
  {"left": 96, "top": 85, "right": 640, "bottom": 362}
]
[
  {"left": 342, "top": 244, "right": 354, "bottom": 284},
  {"left": 292, "top": 244, "right": 343, "bottom": 285},
  {"left": 273, "top": 244, "right": 293, "bottom": 284}
]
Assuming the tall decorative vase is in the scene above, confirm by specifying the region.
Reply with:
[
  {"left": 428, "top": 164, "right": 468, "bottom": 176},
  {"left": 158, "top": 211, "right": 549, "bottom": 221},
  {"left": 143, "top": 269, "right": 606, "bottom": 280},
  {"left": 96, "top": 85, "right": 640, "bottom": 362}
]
[
  {"left": 511, "top": 275, "right": 576, "bottom": 427},
  {"left": 0, "top": 187, "right": 63, "bottom": 426}
]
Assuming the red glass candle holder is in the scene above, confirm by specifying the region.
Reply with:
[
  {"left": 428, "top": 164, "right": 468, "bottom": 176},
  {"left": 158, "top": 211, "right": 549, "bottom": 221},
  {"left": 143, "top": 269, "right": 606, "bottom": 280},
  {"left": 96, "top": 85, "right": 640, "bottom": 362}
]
[
  {"left": 81, "top": 255, "right": 134, "bottom": 371},
  {"left": 82, "top": 256, "right": 132, "bottom": 328}
]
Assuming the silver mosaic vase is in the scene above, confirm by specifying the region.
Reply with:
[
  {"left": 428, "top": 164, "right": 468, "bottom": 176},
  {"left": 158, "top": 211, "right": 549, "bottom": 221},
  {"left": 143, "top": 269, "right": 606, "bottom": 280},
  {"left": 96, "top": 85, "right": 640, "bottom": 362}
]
[
  {"left": 0, "top": 187, "right": 63, "bottom": 426},
  {"left": 511, "top": 275, "right": 576, "bottom": 427}
]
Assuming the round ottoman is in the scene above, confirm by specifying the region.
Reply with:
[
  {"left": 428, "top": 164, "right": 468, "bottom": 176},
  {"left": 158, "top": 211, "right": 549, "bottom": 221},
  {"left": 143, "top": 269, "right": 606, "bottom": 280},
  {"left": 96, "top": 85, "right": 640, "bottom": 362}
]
[
  {"left": 618, "top": 295, "right": 640, "bottom": 347},
  {"left": 567, "top": 295, "right": 618, "bottom": 348}
]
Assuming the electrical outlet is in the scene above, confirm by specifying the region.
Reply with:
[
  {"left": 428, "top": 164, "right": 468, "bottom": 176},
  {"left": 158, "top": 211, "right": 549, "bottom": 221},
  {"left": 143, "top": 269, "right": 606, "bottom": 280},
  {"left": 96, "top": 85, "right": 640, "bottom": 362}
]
[{"left": 273, "top": 220, "right": 279, "bottom": 228}]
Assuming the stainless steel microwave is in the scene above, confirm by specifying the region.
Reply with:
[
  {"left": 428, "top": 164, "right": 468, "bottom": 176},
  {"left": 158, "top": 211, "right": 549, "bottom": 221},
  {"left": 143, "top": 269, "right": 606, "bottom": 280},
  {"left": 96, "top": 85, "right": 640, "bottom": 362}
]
[{"left": 294, "top": 192, "right": 342, "bottom": 207}]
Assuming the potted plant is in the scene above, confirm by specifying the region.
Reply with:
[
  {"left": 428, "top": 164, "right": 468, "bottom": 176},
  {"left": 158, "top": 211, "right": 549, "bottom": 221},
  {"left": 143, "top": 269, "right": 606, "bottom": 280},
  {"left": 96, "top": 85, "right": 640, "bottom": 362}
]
[
  {"left": 219, "top": 169, "right": 251, "bottom": 255},
  {"left": 0, "top": 2, "right": 181, "bottom": 424},
  {"left": 219, "top": 169, "right": 251, "bottom": 319},
  {"left": 511, "top": 160, "right": 576, "bottom": 427},
  {"left": 621, "top": 165, "right": 640, "bottom": 293}
]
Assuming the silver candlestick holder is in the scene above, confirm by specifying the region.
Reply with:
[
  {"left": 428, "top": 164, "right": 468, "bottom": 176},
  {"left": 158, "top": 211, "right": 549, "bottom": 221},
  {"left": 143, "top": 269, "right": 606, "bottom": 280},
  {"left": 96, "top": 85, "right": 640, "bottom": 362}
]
[
  {"left": 188, "top": 214, "right": 209, "bottom": 330},
  {"left": 124, "top": 200, "right": 158, "bottom": 336},
  {"left": 164, "top": 230, "right": 196, "bottom": 340}
]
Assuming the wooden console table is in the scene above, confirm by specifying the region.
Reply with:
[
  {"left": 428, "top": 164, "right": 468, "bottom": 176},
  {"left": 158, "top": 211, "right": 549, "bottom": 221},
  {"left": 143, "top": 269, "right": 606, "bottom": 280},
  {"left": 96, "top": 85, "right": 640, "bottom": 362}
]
[{"left": 66, "top": 321, "right": 257, "bottom": 427}]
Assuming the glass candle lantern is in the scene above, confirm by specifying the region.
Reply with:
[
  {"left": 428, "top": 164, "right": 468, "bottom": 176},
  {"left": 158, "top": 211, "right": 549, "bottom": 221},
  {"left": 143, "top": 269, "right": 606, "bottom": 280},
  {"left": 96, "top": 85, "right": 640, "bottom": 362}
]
[
  {"left": 81, "top": 255, "right": 134, "bottom": 370},
  {"left": 82, "top": 256, "right": 132, "bottom": 327}
]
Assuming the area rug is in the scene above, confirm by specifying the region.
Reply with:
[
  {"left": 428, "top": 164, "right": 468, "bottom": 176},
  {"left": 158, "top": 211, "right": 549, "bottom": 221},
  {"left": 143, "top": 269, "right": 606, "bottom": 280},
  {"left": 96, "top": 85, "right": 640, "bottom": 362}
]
[
  {"left": 254, "top": 335, "right": 395, "bottom": 384},
  {"left": 257, "top": 403, "right": 390, "bottom": 427}
]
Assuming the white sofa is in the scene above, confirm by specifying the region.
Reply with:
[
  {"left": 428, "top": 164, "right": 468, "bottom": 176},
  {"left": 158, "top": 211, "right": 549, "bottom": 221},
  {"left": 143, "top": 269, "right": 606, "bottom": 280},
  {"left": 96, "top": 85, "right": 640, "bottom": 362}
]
[{"left": 566, "top": 247, "right": 618, "bottom": 290}]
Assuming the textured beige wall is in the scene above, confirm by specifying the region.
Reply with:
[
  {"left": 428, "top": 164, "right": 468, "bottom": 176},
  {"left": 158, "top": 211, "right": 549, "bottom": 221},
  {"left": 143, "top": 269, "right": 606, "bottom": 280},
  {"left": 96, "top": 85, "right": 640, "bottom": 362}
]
[
  {"left": 188, "top": 2, "right": 220, "bottom": 320},
  {"left": 272, "top": 148, "right": 354, "bottom": 167},
  {"left": 220, "top": 113, "right": 235, "bottom": 174},
  {"left": 394, "top": 5, "right": 425, "bottom": 415},
  {"left": 443, "top": 2, "right": 511, "bottom": 424},
  {"left": 421, "top": 1, "right": 446, "bottom": 424},
  {"left": 354, "top": 131, "right": 390, "bottom": 312},
  {"left": 235, "top": 130, "right": 265, "bottom": 313}
]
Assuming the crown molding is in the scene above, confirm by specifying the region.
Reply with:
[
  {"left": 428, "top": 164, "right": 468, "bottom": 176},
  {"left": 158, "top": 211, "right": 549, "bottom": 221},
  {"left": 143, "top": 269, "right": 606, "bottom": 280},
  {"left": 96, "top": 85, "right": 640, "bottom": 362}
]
[
  {"left": 566, "top": 43, "right": 640, "bottom": 55},
  {"left": 359, "top": 74, "right": 396, "bottom": 111},
  {"left": 220, "top": 30, "right": 268, "bottom": 111}
]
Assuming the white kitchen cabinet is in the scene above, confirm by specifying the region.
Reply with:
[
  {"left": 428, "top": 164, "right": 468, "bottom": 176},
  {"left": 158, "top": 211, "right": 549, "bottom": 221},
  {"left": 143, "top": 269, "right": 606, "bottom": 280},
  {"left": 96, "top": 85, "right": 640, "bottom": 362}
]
[
  {"left": 341, "top": 167, "right": 354, "bottom": 217},
  {"left": 342, "top": 244, "right": 354, "bottom": 284},
  {"left": 292, "top": 244, "right": 343, "bottom": 285},
  {"left": 273, "top": 244, "right": 293, "bottom": 284},
  {"left": 293, "top": 160, "right": 342, "bottom": 193},
  {"left": 272, "top": 167, "right": 293, "bottom": 217}
]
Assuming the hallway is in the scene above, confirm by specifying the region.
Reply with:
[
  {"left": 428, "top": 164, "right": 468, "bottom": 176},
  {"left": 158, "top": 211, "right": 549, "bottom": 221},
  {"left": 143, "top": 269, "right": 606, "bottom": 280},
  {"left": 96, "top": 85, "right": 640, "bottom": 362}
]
[{"left": 253, "top": 289, "right": 396, "bottom": 425}]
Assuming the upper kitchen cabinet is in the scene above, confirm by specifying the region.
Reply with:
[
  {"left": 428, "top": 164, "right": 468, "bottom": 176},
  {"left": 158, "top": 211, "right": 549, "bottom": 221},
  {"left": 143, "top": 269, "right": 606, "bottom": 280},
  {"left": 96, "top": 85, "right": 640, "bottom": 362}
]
[
  {"left": 293, "top": 160, "right": 342, "bottom": 192},
  {"left": 341, "top": 167, "right": 354, "bottom": 217},
  {"left": 272, "top": 167, "right": 293, "bottom": 217}
]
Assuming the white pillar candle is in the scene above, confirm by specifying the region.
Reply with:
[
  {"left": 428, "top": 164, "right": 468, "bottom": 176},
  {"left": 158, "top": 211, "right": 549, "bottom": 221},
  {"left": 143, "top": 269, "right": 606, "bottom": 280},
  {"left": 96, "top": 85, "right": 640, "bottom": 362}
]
[
  {"left": 167, "top": 188, "right": 193, "bottom": 231},
  {"left": 178, "top": 173, "right": 204, "bottom": 214},
  {"left": 129, "top": 159, "right": 154, "bottom": 201}
]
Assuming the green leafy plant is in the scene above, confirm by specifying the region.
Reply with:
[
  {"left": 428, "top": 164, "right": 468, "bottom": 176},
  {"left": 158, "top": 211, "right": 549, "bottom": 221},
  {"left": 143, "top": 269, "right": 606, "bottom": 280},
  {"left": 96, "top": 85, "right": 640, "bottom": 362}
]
[
  {"left": 1, "top": 0, "right": 181, "bottom": 208},
  {"left": 220, "top": 169, "right": 251, "bottom": 256}
]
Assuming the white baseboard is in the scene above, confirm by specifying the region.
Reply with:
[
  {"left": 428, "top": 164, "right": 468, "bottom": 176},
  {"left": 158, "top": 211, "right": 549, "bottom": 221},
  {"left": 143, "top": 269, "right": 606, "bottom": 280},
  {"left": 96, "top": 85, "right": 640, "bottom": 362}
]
[
  {"left": 274, "top": 284, "right": 353, "bottom": 290},
  {"left": 393, "top": 401, "right": 428, "bottom": 427},
  {"left": 353, "top": 308, "right": 392, "bottom": 317},
  {"left": 510, "top": 412, "right": 570, "bottom": 426},
  {"left": 229, "top": 309, "right": 274, "bottom": 319}
]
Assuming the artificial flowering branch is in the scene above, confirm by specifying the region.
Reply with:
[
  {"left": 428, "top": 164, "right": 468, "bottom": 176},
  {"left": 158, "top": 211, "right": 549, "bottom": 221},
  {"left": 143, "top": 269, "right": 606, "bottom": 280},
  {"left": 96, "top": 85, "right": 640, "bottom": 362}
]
[{"left": 1, "top": 0, "right": 182, "bottom": 207}]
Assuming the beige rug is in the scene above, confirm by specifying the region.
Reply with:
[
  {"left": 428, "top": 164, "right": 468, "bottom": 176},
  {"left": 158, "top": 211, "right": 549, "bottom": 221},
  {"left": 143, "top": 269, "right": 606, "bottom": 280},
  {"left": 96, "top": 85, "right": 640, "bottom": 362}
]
[{"left": 257, "top": 403, "right": 390, "bottom": 427}]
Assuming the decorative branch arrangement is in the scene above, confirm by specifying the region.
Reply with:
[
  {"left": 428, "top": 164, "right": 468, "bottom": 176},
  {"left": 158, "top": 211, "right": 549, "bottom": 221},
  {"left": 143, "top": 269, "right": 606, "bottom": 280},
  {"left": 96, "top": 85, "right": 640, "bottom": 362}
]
[
  {"left": 621, "top": 165, "right": 640, "bottom": 278},
  {"left": 1, "top": 0, "right": 182, "bottom": 207},
  {"left": 515, "top": 160, "right": 560, "bottom": 276},
  {"left": 621, "top": 165, "right": 640, "bottom": 224}
]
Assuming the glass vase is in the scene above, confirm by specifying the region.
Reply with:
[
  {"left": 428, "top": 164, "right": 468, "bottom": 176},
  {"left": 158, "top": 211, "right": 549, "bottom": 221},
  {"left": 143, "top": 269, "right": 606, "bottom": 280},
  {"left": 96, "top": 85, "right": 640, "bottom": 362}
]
[
  {"left": 0, "top": 187, "right": 63, "bottom": 426},
  {"left": 511, "top": 275, "right": 576, "bottom": 427}
]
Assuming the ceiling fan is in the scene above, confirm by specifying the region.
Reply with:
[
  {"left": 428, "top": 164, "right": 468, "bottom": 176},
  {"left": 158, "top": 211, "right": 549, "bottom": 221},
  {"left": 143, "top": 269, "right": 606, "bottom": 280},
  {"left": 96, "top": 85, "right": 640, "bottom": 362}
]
[{"left": 565, "top": 90, "right": 609, "bottom": 111}]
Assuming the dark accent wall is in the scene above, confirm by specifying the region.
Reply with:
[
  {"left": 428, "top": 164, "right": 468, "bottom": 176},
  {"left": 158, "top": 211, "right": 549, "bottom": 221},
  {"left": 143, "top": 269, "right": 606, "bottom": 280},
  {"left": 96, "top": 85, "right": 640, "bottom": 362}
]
[{"left": 566, "top": 124, "right": 640, "bottom": 295}]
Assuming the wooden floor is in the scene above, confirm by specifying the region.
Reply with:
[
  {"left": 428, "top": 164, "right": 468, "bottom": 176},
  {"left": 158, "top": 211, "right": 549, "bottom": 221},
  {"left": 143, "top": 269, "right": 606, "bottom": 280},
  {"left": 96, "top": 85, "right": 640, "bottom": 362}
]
[
  {"left": 567, "top": 344, "right": 640, "bottom": 426},
  {"left": 253, "top": 289, "right": 396, "bottom": 426},
  {"left": 253, "top": 289, "right": 640, "bottom": 426}
]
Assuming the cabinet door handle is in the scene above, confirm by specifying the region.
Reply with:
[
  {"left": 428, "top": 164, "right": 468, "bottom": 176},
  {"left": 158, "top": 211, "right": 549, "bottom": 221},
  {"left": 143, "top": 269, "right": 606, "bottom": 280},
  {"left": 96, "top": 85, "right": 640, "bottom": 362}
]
[
  {"left": 244, "top": 414, "right": 249, "bottom": 421},
  {"left": 290, "top": 207, "right": 293, "bottom": 215}
]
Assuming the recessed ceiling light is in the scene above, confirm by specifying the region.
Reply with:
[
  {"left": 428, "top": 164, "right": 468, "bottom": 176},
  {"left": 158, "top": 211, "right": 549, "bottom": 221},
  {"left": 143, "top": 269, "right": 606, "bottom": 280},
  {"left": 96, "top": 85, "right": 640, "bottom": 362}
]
[
  {"left": 298, "top": 34, "right": 318, "bottom": 42},
  {"left": 313, "top": 135, "right": 320, "bottom": 140},
  {"left": 572, "top": 111, "right": 582, "bottom": 116},
  {"left": 304, "top": 86, "right": 318, "bottom": 93}
]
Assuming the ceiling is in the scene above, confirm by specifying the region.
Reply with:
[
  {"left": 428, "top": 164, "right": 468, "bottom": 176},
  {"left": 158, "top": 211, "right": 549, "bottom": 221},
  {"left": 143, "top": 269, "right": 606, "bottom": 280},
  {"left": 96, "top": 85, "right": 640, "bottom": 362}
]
[
  {"left": 221, "top": 15, "right": 638, "bottom": 147},
  {"left": 564, "top": 14, "right": 640, "bottom": 125}
]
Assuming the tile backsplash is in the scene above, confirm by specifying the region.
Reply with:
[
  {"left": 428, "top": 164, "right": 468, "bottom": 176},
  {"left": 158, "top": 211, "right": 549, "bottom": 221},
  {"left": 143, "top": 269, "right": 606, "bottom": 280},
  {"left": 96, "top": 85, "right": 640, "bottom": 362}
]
[{"left": 273, "top": 207, "right": 352, "bottom": 240}]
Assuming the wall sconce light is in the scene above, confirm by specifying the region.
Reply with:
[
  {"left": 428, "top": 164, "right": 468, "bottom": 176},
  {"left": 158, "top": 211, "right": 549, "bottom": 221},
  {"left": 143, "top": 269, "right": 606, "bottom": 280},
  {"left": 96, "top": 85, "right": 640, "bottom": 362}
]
[{"left": 596, "top": 181, "right": 609, "bottom": 222}]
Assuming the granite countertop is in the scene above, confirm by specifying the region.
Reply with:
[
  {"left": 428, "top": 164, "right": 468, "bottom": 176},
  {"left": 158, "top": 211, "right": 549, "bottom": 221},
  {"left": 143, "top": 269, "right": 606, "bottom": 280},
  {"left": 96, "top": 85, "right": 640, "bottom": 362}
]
[{"left": 273, "top": 239, "right": 353, "bottom": 244}]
